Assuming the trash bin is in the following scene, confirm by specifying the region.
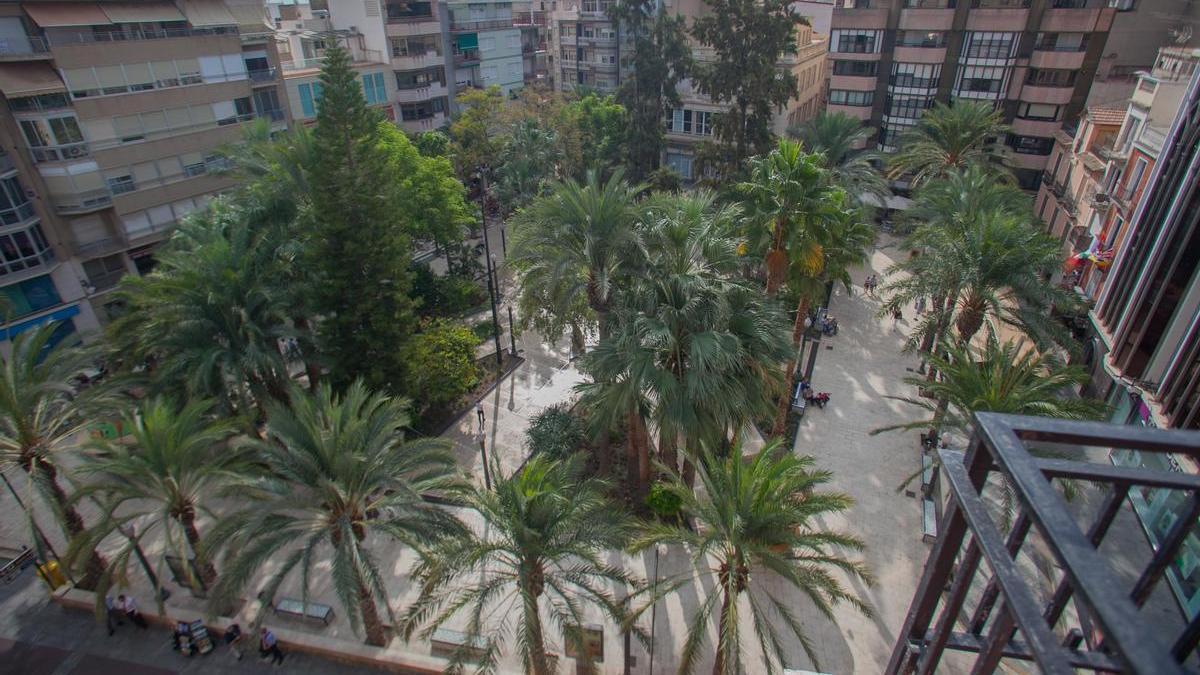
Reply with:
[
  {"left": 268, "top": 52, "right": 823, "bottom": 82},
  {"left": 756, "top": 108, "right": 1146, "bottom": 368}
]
[{"left": 37, "top": 560, "right": 66, "bottom": 590}]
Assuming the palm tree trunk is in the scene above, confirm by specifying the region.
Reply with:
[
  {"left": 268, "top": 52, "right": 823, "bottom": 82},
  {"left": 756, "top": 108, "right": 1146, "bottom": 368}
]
[
  {"left": 771, "top": 297, "right": 811, "bottom": 438},
  {"left": 292, "top": 316, "right": 321, "bottom": 391},
  {"left": 179, "top": 510, "right": 217, "bottom": 588},
  {"left": 660, "top": 430, "right": 679, "bottom": 478},
  {"left": 522, "top": 564, "right": 551, "bottom": 675},
  {"left": 358, "top": 579, "right": 389, "bottom": 647},
  {"left": 765, "top": 216, "right": 788, "bottom": 297},
  {"left": 626, "top": 408, "right": 650, "bottom": 504},
  {"left": 34, "top": 463, "right": 107, "bottom": 590}
]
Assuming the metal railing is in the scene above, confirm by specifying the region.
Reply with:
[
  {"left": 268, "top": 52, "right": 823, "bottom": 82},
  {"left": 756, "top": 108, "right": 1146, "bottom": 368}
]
[
  {"left": 46, "top": 26, "right": 237, "bottom": 47},
  {"left": 888, "top": 413, "right": 1200, "bottom": 674},
  {"left": 30, "top": 142, "right": 91, "bottom": 164},
  {"left": 53, "top": 188, "right": 112, "bottom": 215},
  {"left": 454, "top": 49, "right": 481, "bottom": 65},
  {"left": 449, "top": 19, "right": 515, "bottom": 32},
  {"left": 74, "top": 236, "right": 125, "bottom": 259},
  {"left": 248, "top": 68, "right": 277, "bottom": 83}
]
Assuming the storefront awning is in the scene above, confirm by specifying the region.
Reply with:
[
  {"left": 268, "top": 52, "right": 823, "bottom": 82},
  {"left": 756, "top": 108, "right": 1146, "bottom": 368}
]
[
  {"left": 0, "top": 62, "right": 66, "bottom": 97},
  {"left": 100, "top": 1, "right": 186, "bottom": 23},
  {"left": 456, "top": 33, "right": 479, "bottom": 50},
  {"left": 22, "top": 2, "right": 110, "bottom": 27},
  {"left": 178, "top": 0, "right": 238, "bottom": 27}
]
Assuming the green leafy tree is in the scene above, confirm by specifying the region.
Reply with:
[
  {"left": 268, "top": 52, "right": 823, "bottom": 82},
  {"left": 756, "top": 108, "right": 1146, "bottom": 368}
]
[
  {"left": 495, "top": 119, "right": 561, "bottom": 214},
  {"left": 208, "top": 382, "right": 463, "bottom": 646},
  {"left": 789, "top": 112, "right": 890, "bottom": 205},
  {"left": 108, "top": 202, "right": 292, "bottom": 419},
  {"left": 0, "top": 325, "right": 108, "bottom": 590},
  {"left": 306, "top": 45, "right": 418, "bottom": 393},
  {"left": 449, "top": 85, "right": 507, "bottom": 176},
  {"left": 566, "top": 93, "right": 629, "bottom": 180},
  {"left": 71, "top": 398, "right": 242, "bottom": 591},
  {"left": 509, "top": 171, "right": 643, "bottom": 350},
  {"left": 401, "top": 455, "right": 640, "bottom": 675},
  {"left": 635, "top": 443, "right": 871, "bottom": 674},
  {"left": 692, "top": 0, "right": 800, "bottom": 175},
  {"left": 887, "top": 100, "right": 1009, "bottom": 186},
  {"left": 414, "top": 130, "right": 451, "bottom": 158},
  {"left": 401, "top": 320, "right": 482, "bottom": 412},
  {"left": 379, "top": 123, "right": 474, "bottom": 258},
  {"left": 612, "top": 0, "right": 692, "bottom": 180}
]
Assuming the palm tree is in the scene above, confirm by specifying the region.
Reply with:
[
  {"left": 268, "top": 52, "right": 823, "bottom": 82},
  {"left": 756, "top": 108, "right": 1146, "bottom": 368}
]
[
  {"left": 108, "top": 202, "right": 293, "bottom": 420},
  {"left": 509, "top": 170, "right": 644, "bottom": 351},
  {"left": 886, "top": 101, "right": 1009, "bottom": 186},
  {"left": 70, "top": 398, "right": 241, "bottom": 593},
  {"left": 495, "top": 119, "right": 561, "bottom": 214},
  {"left": 401, "top": 455, "right": 640, "bottom": 675},
  {"left": 789, "top": 112, "right": 890, "bottom": 205},
  {"left": 738, "top": 139, "right": 843, "bottom": 297},
  {"left": 0, "top": 324, "right": 108, "bottom": 590},
  {"left": 207, "top": 382, "right": 463, "bottom": 646},
  {"left": 634, "top": 443, "right": 871, "bottom": 674}
]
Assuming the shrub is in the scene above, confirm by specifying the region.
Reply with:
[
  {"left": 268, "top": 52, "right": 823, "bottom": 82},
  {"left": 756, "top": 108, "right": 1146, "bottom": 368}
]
[
  {"left": 645, "top": 482, "right": 683, "bottom": 517},
  {"left": 402, "top": 320, "right": 482, "bottom": 410},
  {"left": 472, "top": 321, "right": 495, "bottom": 344},
  {"left": 410, "top": 263, "right": 487, "bottom": 317},
  {"left": 525, "top": 404, "right": 586, "bottom": 461}
]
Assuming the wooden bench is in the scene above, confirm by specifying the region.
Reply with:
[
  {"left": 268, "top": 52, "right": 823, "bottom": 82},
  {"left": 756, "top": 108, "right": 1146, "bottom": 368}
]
[
  {"left": 430, "top": 627, "right": 488, "bottom": 660},
  {"left": 273, "top": 598, "right": 335, "bottom": 625},
  {"left": 922, "top": 497, "right": 938, "bottom": 543}
]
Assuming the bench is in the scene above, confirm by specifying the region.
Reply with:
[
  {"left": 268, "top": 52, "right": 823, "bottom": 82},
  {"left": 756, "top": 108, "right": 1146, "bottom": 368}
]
[
  {"left": 921, "top": 452, "right": 934, "bottom": 491},
  {"left": 922, "top": 497, "right": 938, "bottom": 543},
  {"left": 0, "top": 547, "right": 35, "bottom": 584},
  {"left": 273, "top": 598, "right": 335, "bottom": 625},
  {"left": 430, "top": 627, "right": 488, "bottom": 660}
]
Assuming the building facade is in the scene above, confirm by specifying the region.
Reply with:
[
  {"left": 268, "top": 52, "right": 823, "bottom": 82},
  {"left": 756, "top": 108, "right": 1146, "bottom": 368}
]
[
  {"left": 0, "top": 0, "right": 286, "bottom": 352},
  {"left": 827, "top": 0, "right": 1126, "bottom": 189},
  {"left": 1085, "top": 56, "right": 1200, "bottom": 617},
  {"left": 548, "top": 0, "right": 624, "bottom": 94}
]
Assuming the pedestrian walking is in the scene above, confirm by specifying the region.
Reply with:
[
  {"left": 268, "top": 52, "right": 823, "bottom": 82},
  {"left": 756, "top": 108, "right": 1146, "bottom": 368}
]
[
  {"left": 104, "top": 595, "right": 124, "bottom": 636},
  {"left": 260, "top": 627, "right": 285, "bottom": 666},
  {"left": 914, "top": 296, "right": 927, "bottom": 314},
  {"left": 892, "top": 306, "right": 904, "bottom": 327},
  {"left": 475, "top": 401, "right": 485, "bottom": 431},
  {"left": 225, "top": 623, "right": 244, "bottom": 661},
  {"left": 119, "top": 594, "right": 148, "bottom": 629}
]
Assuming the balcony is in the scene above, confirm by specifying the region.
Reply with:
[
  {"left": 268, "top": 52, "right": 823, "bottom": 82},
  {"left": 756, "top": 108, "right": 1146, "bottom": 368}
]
[
  {"left": 454, "top": 49, "right": 481, "bottom": 66},
  {"left": 248, "top": 68, "right": 278, "bottom": 84},
  {"left": 0, "top": 36, "right": 51, "bottom": 60},
  {"left": 396, "top": 82, "right": 448, "bottom": 102},
  {"left": 53, "top": 188, "right": 113, "bottom": 215},
  {"left": 387, "top": 11, "right": 436, "bottom": 23},
  {"left": 30, "top": 142, "right": 90, "bottom": 164},
  {"left": 45, "top": 26, "right": 238, "bottom": 48},
  {"left": 73, "top": 236, "right": 126, "bottom": 260},
  {"left": 889, "top": 413, "right": 1200, "bottom": 674},
  {"left": 282, "top": 49, "right": 385, "bottom": 72}
]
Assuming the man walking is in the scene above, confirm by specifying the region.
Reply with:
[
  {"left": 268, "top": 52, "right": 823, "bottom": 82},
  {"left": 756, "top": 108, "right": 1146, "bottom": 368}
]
[
  {"left": 260, "top": 627, "right": 285, "bottom": 666},
  {"left": 104, "top": 595, "right": 124, "bottom": 636},
  {"left": 119, "top": 594, "right": 148, "bottom": 629},
  {"left": 475, "top": 401, "right": 486, "bottom": 432}
]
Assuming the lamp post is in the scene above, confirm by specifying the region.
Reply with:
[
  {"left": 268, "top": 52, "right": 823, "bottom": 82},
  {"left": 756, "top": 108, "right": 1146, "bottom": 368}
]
[{"left": 478, "top": 169, "right": 503, "bottom": 368}]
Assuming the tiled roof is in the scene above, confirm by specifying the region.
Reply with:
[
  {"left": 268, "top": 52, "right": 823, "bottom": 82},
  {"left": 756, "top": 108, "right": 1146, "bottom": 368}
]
[{"left": 1087, "top": 106, "right": 1128, "bottom": 126}]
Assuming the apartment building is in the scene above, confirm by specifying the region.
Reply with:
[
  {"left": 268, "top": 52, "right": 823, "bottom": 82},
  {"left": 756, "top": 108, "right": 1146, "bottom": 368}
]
[
  {"left": 663, "top": 17, "right": 827, "bottom": 180},
  {"left": 513, "top": 0, "right": 549, "bottom": 84},
  {"left": 827, "top": 0, "right": 1128, "bottom": 189},
  {"left": 1082, "top": 61, "right": 1200, "bottom": 618},
  {"left": 447, "top": 0, "right": 525, "bottom": 96},
  {"left": 0, "top": 0, "right": 286, "bottom": 351},
  {"left": 547, "top": 0, "right": 828, "bottom": 180}
]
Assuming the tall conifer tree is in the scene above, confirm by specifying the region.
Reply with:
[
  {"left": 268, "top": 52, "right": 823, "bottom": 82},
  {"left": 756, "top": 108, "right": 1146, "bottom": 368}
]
[{"left": 307, "top": 46, "right": 416, "bottom": 392}]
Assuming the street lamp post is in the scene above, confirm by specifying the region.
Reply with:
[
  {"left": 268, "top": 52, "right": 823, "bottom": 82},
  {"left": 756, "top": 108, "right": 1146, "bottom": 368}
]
[{"left": 478, "top": 170, "right": 503, "bottom": 369}]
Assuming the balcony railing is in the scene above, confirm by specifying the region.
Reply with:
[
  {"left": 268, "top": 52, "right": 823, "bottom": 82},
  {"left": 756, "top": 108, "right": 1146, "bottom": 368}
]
[
  {"left": 449, "top": 19, "right": 515, "bottom": 32},
  {"left": 889, "top": 413, "right": 1200, "bottom": 674},
  {"left": 46, "top": 26, "right": 237, "bottom": 47},
  {"left": 0, "top": 36, "right": 50, "bottom": 57},
  {"left": 74, "top": 236, "right": 126, "bottom": 259},
  {"left": 282, "top": 49, "right": 384, "bottom": 71},
  {"left": 30, "top": 142, "right": 91, "bottom": 164},
  {"left": 903, "top": 0, "right": 956, "bottom": 7},
  {"left": 248, "top": 68, "right": 278, "bottom": 83},
  {"left": 454, "top": 49, "right": 481, "bottom": 66}
]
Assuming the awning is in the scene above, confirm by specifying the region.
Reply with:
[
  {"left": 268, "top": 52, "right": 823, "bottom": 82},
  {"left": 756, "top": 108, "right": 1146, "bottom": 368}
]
[
  {"left": 0, "top": 62, "right": 66, "bottom": 97},
  {"left": 178, "top": 0, "right": 237, "bottom": 27},
  {"left": 456, "top": 33, "right": 479, "bottom": 50},
  {"left": 22, "top": 2, "right": 110, "bottom": 27},
  {"left": 0, "top": 305, "right": 79, "bottom": 342},
  {"left": 224, "top": 0, "right": 271, "bottom": 30},
  {"left": 99, "top": 1, "right": 186, "bottom": 23}
]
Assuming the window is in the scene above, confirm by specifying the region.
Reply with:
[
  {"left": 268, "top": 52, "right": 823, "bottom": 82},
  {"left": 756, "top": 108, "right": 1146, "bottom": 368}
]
[
  {"left": 0, "top": 274, "right": 60, "bottom": 316},
  {"left": 1038, "top": 194, "right": 1049, "bottom": 219},
  {"left": 0, "top": 176, "right": 35, "bottom": 225},
  {"left": 83, "top": 254, "right": 126, "bottom": 291},
  {"left": 1119, "top": 116, "right": 1143, "bottom": 151},
  {"left": 298, "top": 82, "right": 324, "bottom": 117},
  {"left": 0, "top": 225, "right": 55, "bottom": 277},
  {"left": 1035, "top": 33, "right": 1087, "bottom": 52},
  {"left": 892, "top": 63, "right": 940, "bottom": 89},
  {"left": 665, "top": 109, "right": 716, "bottom": 135},
  {"left": 957, "top": 66, "right": 1008, "bottom": 95},
  {"left": 829, "top": 90, "right": 874, "bottom": 106},
  {"left": 886, "top": 96, "right": 933, "bottom": 119},
  {"left": 1017, "top": 102, "right": 1062, "bottom": 121},
  {"left": 1121, "top": 157, "right": 1148, "bottom": 199},
  {"left": 48, "top": 117, "right": 83, "bottom": 144},
  {"left": 963, "top": 32, "right": 1017, "bottom": 59},
  {"left": 1026, "top": 68, "right": 1077, "bottom": 87},
  {"left": 362, "top": 73, "right": 387, "bottom": 105},
  {"left": 665, "top": 150, "right": 693, "bottom": 180},
  {"left": 832, "top": 30, "right": 880, "bottom": 54},
  {"left": 106, "top": 175, "right": 135, "bottom": 195},
  {"left": 895, "top": 31, "right": 946, "bottom": 48},
  {"left": 1007, "top": 134, "right": 1054, "bottom": 155}
]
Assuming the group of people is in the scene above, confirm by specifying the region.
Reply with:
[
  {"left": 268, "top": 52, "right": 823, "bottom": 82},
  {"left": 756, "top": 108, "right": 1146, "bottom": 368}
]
[{"left": 105, "top": 592, "right": 286, "bottom": 666}]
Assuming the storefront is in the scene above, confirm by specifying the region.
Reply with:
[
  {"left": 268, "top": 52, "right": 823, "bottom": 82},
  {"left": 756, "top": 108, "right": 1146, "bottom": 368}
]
[{"left": 1108, "top": 384, "right": 1200, "bottom": 618}]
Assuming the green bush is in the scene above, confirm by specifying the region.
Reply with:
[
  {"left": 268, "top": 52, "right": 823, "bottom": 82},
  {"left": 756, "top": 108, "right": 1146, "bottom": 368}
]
[
  {"left": 472, "top": 321, "right": 495, "bottom": 344},
  {"left": 645, "top": 482, "right": 683, "bottom": 517},
  {"left": 525, "top": 404, "right": 586, "bottom": 461},
  {"left": 410, "top": 263, "right": 487, "bottom": 317},
  {"left": 402, "top": 319, "right": 482, "bottom": 410}
]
